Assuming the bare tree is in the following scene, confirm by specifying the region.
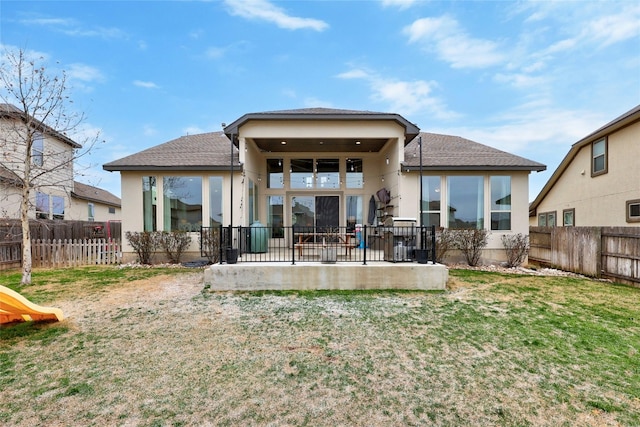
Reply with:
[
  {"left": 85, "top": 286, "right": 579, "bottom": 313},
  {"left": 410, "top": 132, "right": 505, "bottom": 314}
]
[{"left": 0, "top": 48, "right": 100, "bottom": 284}]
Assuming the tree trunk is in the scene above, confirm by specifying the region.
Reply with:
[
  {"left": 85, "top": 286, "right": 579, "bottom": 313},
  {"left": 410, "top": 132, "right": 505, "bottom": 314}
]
[{"left": 20, "top": 167, "right": 32, "bottom": 285}]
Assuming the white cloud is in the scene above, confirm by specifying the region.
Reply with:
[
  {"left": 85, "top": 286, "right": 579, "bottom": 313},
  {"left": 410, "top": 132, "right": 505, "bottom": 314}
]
[
  {"left": 68, "top": 63, "right": 105, "bottom": 83},
  {"left": 303, "top": 97, "right": 334, "bottom": 108},
  {"left": 582, "top": 6, "right": 640, "bottom": 47},
  {"left": 337, "top": 68, "right": 458, "bottom": 120},
  {"left": 403, "top": 16, "right": 505, "bottom": 69},
  {"left": 493, "top": 72, "right": 546, "bottom": 88},
  {"left": 19, "top": 14, "right": 127, "bottom": 39},
  {"left": 224, "top": 0, "right": 329, "bottom": 31},
  {"left": 133, "top": 80, "right": 159, "bottom": 89},
  {"left": 381, "top": 0, "right": 418, "bottom": 10}
]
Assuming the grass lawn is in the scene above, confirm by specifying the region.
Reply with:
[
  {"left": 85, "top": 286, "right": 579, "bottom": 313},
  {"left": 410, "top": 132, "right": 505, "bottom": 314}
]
[{"left": 1, "top": 266, "right": 638, "bottom": 426}]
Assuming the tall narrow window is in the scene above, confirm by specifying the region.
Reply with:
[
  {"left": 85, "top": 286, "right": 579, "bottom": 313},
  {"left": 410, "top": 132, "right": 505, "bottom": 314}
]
[
  {"left": 317, "top": 159, "right": 339, "bottom": 189},
  {"left": 36, "top": 192, "right": 49, "bottom": 219},
  {"left": 490, "top": 176, "right": 511, "bottom": 230},
  {"left": 88, "top": 203, "right": 95, "bottom": 221},
  {"left": 143, "top": 176, "right": 157, "bottom": 231},
  {"left": 290, "top": 159, "right": 314, "bottom": 189},
  {"left": 268, "top": 195, "right": 284, "bottom": 238},
  {"left": 447, "top": 176, "right": 484, "bottom": 229},
  {"left": 421, "top": 176, "right": 441, "bottom": 227},
  {"left": 248, "top": 179, "right": 257, "bottom": 224},
  {"left": 163, "top": 176, "right": 202, "bottom": 231},
  {"left": 592, "top": 138, "right": 607, "bottom": 176},
  {"left": 346, "top": 158, "right": 363, "bottom": 189},
  {"left": 209, "top": 177, "right": 223, "bottom": 226},
  {"left": 346, "top": 195, "right": 363, "bottom": 232},
  {"left": 32, "top": 132, "right": 44, "bottom": 167},
  {"left": 267, "top": 158, "right": 283, "bottom": 189}
]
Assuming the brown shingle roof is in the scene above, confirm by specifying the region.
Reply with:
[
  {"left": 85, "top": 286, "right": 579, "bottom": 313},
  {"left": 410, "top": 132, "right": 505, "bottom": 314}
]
[
  {"left": 403, "top": 132, "right": 546, "bottom": 171},
  {"left": 72, "top": 181, "right": 121, "bottom": 207},
  {"left": 103, "top": 131, "right": 238, "bottom": 171}
]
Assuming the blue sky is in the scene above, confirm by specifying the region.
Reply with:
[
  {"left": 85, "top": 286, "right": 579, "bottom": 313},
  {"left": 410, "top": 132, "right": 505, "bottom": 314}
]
[{"left": 1, "top": 0, "right": 639, "bottom": 201}]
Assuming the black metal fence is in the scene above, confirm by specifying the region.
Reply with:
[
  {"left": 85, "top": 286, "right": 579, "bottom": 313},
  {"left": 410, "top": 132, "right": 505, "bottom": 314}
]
[{"left": 200, "top": 225, "right": 437, "bottom": 265}]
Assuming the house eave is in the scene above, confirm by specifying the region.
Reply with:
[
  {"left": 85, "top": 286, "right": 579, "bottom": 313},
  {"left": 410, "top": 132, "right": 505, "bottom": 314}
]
[
  {"left": 402, "top": 165, "right": 547, "bottom": 172},
  {"left": 103, "top": 165, "right": 243, "bottom": 172},
  {"left": 71, "top": 192, "right": 121, "bottom": 208}
]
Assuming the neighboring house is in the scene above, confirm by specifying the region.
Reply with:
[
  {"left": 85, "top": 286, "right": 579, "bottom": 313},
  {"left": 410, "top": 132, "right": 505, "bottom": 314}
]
[
  {"left": 529, "top": 104, "right": 640, "bottom": 227},
  {"left": 0, "top": 103, "right": 118, "bottom": 222},
  {"left": 105, "top": 108, "right": 545, "bottom": 264},
  {"left": 68, "top": 181, "right": 121, "bottom": 222}
]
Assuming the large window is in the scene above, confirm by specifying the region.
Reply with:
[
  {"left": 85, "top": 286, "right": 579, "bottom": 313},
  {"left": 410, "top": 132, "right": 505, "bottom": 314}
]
[
  {"left": 209, "top": 177, "right": 223, "bottom": 226},
  {"left": 268, "top": 195, "right": 284, "bottom": 238},
  {"left": 317, "top": 159, "right": 339, "bottom": 189},
  {"left": 267, "top": 158, "right": 283, "bottom": 189},
  {"left": 36, "top": 192, "right": 49, "bottom": 219},
  {"left": 346, "top": 158, "right": 363, "bottom": 189},
  {"left": 421, "top": 176, "right": 441, "bottom": 227},
  {"left": 32, "top": 132, "right": 44, "bottom": 167},
  {"left": 290, "top": 159, "right": 314, "bottom": 189},
  {"left": 447, "top": 176, "right": 484, "bottom": 229},
  {"left": 163, "top": 176, "right": 202, "bottom": 231},
  {"left": 592, "top": 138, "right": 607, "bottom": 176},
  {"left": 143, "top": 176, "right": 157, "bottom": 231},
  {"left": 490, "top": 176, "right": 511, "bottom": 230}
]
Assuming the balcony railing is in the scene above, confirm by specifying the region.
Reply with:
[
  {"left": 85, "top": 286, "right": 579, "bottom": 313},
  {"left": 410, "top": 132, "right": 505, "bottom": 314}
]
[{"left": 200, "top": 225, "right": 437, "bottom": 265}]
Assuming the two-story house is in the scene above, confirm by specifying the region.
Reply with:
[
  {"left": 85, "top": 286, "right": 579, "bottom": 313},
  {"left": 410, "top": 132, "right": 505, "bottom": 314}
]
[
  {"left": 0, "top": 103, "right": 121, "bottom": 222},
  {"left": 530, "top": 104, "right": 640, "bottom": 227}
]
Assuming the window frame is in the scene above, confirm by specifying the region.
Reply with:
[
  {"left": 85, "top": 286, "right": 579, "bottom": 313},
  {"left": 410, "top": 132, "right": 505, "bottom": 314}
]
[
  {"left": 490, "top": 176, "right": 511, "bottom": 231},
  {"left": 538, "top": 211, "right": 557, "bottom": 227},
  {"left": 35, "top": 192, "right": 49, "bottom": 219},
  {"left": 591, "top": 137, "right": 608, "bottom": 177},
  {"left": 88, "top": 202, "right": 95, "bottom": 221},
  {"left": 562, "top": 208, "right": 575, "bottom": 227},
  {"left": 626, "top": 199, "right": 640, "bottom": 223},
  {"left": 32, "top": 132, "right": 44, "bottom": 167}
]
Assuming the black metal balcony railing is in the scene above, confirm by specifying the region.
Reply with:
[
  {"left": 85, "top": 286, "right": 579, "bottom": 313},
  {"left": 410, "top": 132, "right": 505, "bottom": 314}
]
[{"left": 200, "top": 225, "right": 437, "bottom": 265}]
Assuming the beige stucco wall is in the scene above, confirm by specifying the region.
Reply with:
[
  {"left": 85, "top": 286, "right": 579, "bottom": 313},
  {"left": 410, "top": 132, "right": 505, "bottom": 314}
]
[
  {"left": 118, "top": 170, "right": 238, "bottom": 262},
  {"left": 401, "top": 171, "right": 531, "bottom": 263},
  {"left": 531, "top": 121, "right": 640, "bottom": 227},
  {"left": 66, "top": 198, "right": 121, "bottom": 222}
]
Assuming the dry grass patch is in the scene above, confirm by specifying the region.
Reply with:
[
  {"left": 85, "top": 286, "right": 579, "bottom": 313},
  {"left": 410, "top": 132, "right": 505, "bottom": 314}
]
[{"left": 1, "top": 266, "right": 638, "bottom": 426}]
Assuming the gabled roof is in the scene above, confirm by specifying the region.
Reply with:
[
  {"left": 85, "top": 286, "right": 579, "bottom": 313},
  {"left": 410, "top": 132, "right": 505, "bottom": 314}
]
[
  {"left": 0, "top": 103, "right": 82, "bottom": 149},
  {"left": 529, "top": 104, "right": 640, "bottom": 214},
  {"left": 403, "top": 132, "right": 546, "bottom": 172},
  {"left": 223, "top": 107, "right": 421, "bottom": 145},
  {"left": 71, "top": 181, "right": 121, "bottom": 207},
  {"left": 103, "top": 131, "right": 239, "bottom": 172}
]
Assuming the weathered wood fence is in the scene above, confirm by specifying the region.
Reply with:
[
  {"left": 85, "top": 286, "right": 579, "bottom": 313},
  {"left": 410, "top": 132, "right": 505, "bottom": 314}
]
[
  {"left": 529, "top": 226, "right": 640, "bottom": 286},
  {"left": 0, "top": 239, "right": 122, "bottom": 270}
]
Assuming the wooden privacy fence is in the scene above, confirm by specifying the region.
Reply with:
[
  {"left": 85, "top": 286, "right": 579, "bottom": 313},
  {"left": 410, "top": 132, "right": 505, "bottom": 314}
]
[
  {"left": 529, "top": 226, "right": 640, "bottom": 286},
  {"left": 0, "top": 239, "right": 122, "bottom": 269}
]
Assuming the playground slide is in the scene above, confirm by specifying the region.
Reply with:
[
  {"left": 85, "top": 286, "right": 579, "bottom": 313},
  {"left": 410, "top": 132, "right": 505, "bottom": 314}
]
[{"left": 0, "top": 284, "right": 64, "bottom": 324}]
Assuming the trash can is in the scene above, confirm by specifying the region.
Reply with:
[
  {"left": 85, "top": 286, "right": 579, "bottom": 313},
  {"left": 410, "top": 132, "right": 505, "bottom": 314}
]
[{"left": 249, "top": 221, "right": 268, "bottom": 253}]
